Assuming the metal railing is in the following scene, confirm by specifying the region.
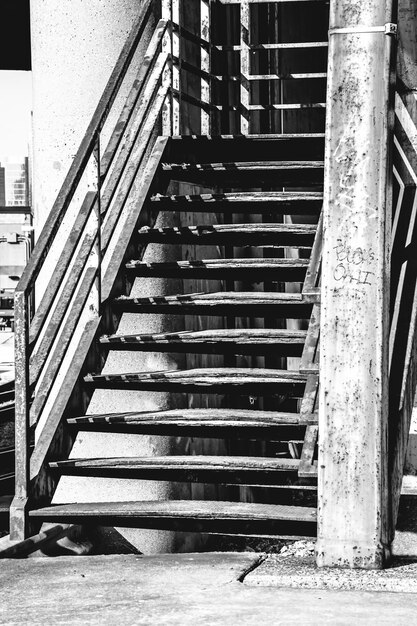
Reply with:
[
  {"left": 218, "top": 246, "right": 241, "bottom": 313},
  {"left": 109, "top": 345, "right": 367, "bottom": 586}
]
[
  {"left": 388, "top": 88, "right": 417, "bottom": 532},
  {"left": 162, "top": 0, "right": 329, "bottom": 135},
  {"left": 10, "top": 0, "right": 173, "bottom": 539}
]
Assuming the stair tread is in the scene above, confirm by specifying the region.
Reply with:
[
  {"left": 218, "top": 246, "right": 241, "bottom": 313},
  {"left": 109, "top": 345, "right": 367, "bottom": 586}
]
[
  {"left": 100, "top": 328, "right": 307, "bottom": 346},
  {"left": 67, "top": 408, "right": 308, "bottom": 429},
  {"left": 85, "top": 367, "right": 307, "bottom": 386},
  {"left": 137, "top": 223, "right": 316, "bottom": 245},
  {"left": 115, "top": 291, "right": 304, "bottom": 305},
  {"left": 0, "top": 495, "right": 13, "bottom": 514},
  {"left": 29, "top": 500, "right": 317, "bottom": 523},
  {"left": 162, "top": 161, "right": 324, "bottom": 171},
  {"left": 151, "top": 191, "right": 323, "bottom": 203},
  {"left": 160, "top": 163, "right": 323, "bottom": 186},
  {"left": 170, "top": 133, "right": 325, "bottom": 140},
  {"left": 113, "top": 292, "right": 312, "bottom": 317},
  {"left": 50, "top": 455, "right": 301, "bottom": 472},
  {"left": 150, "top": 192, "right": 322, "bottom": 213},
  {"left": 126, "top": 258, "right": 309, "bottom": 270},
  {"left": 138, "top": 223, "right": 316, "bottom": 233},
  {"left": 126, "top": 259, "right": 310, "bottom": 268}
]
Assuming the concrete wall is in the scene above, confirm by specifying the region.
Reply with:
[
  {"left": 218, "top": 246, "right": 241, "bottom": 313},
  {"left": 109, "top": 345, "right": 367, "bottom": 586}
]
[{"left": 30, "top": 0, "right": 148, "bottom": 233}]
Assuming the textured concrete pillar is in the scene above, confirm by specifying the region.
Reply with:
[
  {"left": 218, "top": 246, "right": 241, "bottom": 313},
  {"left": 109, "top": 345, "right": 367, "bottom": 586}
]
[
  {"left": 30, "top": 0, "right": 148, "bottom": 233},
  {"left": 317, "top": 0, "right": 395, "bottom": 568}
]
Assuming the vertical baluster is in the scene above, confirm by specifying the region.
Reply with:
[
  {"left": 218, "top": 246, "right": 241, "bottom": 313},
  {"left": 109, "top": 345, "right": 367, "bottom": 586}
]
[
  {"left": 200, "top": 0, "right": 211, "bottom": 135},
  {"left": 172, "top": 0, "right": 181, "bottom": 134},
  {"left": 240, "top": 0, "right": 250, "bottom": 134},
  {"left": 162, "top": 0, "right": 173, "bottom": 135},
  {"left": 10, "top": 291, "right": 30, "bottom": 540},
  {"left": 94, "top": 135, "right": 102, "bottom": 307}
]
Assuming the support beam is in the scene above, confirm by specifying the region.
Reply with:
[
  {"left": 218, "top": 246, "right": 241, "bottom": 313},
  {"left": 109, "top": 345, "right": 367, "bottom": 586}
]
[{"left": 318, "top": 0, "right": 396, "bottom": 568}]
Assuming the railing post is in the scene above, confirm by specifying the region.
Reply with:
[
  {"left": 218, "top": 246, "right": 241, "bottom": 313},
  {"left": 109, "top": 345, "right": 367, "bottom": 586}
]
[
  {"left": 172, "top": 0, "right": 180, "bottom": 134},
  {"left": 162, "top": 0, "right": 173, "bottom": 135},
  {"left": 10, "top": 291, "right": 30, "bottom": 540},
  {"left": 200, "top": 0, "right": 211, "bottom": 134},
  {"left": 318, "top": 0, "right": 396, "bottom": 568},
  {"left": 94, "top": 135, "right": 102, "bottom": 307},
  {"left": 240, "top": 0, "right": 250, "bottom": 134},
  {"left": 162, "top": 0, "right": 180, "bottom": 135}
]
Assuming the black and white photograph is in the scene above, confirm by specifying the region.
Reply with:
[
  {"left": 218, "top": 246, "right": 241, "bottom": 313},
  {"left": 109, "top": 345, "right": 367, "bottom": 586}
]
[{"left": 1, "top": 0, "right": 417, "bottom": 623}]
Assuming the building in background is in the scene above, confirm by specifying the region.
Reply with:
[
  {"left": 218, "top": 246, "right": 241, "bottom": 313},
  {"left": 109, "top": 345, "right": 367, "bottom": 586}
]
[
  {"left": 0, "top": 157, "right": 30, "bottom": 207},
  {"left": 0, "top": 71, "right": 33, "bottom": 332},
  {"left": 0, "top": 165, "right": 5, "bottom": 205},
  {"left": 0, "top": 156, "right": 32, "bottom": 330}
]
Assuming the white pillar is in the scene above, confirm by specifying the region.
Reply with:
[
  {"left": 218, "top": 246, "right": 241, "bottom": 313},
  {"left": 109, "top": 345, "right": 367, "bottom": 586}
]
[
  {"left": 317, "top": 0, "right": 395, "bottom": 568},
  {"left": 30, "top": 0, "right": 149, "bottom": 233}
]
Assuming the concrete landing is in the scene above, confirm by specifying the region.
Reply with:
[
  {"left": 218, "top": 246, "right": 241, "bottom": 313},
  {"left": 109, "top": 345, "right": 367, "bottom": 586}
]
[
  {"left": 247, "top": 552, "right": 417, "bottom": 593},
  {"left": 2, "top": 552, "right": 417, "bottom": 625}
]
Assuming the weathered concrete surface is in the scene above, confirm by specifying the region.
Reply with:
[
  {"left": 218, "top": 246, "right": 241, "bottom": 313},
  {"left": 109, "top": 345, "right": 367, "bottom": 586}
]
[
  {"left": 246, "top": 552, "right": 417, "bottom": 594},
  {"left": 30, "top": 0, "right": 152, "bottom": 233},
  {"left": 319, "top": 0, "right": 395, "bottom": 568},
  {"left": 2, "top": 553, "right": 417, "bottom": 625}
]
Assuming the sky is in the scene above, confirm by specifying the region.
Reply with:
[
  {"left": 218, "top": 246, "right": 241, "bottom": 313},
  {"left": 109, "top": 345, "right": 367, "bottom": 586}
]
[{"left": 0, "top": 70, "right": 32, "bottom": 159}]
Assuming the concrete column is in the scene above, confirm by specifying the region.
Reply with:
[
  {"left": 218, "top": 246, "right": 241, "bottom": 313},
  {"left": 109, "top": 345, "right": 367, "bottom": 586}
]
[
  {"left": 317, "top": 0, "right": 395, "bottom": 568},
  {"left": 30, "top": 0, "right": 149, "bottom": 233}
]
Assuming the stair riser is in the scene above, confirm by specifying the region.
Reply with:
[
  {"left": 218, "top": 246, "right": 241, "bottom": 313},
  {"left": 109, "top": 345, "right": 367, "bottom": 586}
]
[
  {"left": 165, "top": 136, "right": 325, "bottom": 164},
  {"left": 150, "top": 200, "right": 322, "bottom": 215},
  {"left": 125, "top": 267, "right": 308, "bottom": 281},
  {"left": 51, "top": 466, "right": 303, "bottom": 485},
  {"left": 136, "top": 233, "right": 315, "bottom": 247},
  {"left": 112, "top": 302, "right": 313, "bottom": 318},
  {"left": 67, "top": 424, "right": 308, "bottom": 438},
  {"left": 29, "top": 513, "right": 317, "bottom": 537},
  {"left": 85, "top": 381, "right": 306, "bottom": 395},
  {"left": 161, "top": 170, "right": 324, "bottom": 187},
  {"left": 100, "top": 342, "right": 305, "bottom": 357}
]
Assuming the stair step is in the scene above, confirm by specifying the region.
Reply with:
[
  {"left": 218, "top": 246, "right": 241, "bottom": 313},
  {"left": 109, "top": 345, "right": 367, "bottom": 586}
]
[
  {"left": 137, "top": 223, "right": 316, "bottom": 246},
  {"left": 49, "top": 455, "right": 305, "bottom": 485},
  {"left": 0, "top": 495, "right": 13, "bottom": 516},
  {"left": 125, "top": 258, "right": 309, "bottom": 281},
  {"left": 113, "top": 292, "right": 313, "bottom": 317},
  {"left": 166, "top": 134, "right": 325, "bottom": 164},
  {"left": 29, "top": 500, "right": 317, "bottom": 537},
  {"left": 67, "top": 408, "right": 317, "bottom": 437},
  {"left": 84, "top": 368, "right": 307, "bottom": 394},
  {"left": 161, "top": 161, "right": 324, "bottom": 186},
  {"left": 100, "top": 328, "right": 307, "bottom": 356},
  {"left": 151, "top": 191, "right": 323, "bottom": 214}
]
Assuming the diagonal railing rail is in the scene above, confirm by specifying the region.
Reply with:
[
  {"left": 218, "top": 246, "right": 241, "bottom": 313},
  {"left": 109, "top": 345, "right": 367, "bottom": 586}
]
[
  {"left": 10, "top": 1, "right": 173, "bottom": 540},
  {"left": 388, "top": 88, "right": 417, "bottom": 535}
]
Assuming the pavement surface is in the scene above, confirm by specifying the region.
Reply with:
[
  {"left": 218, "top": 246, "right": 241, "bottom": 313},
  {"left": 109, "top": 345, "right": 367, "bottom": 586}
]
[{"left": 2, "top": 551, "right": 417, "bottom": 625}]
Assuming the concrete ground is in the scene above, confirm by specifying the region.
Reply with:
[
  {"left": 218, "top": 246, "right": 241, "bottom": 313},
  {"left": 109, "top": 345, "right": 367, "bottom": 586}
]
[{"left": 2, "top": 550, "right": 417, "bottom": 625}]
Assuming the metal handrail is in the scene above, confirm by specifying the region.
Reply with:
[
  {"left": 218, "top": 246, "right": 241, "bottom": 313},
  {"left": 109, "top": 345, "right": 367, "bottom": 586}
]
[
  {"left": 388, "top": 90, "right": 417, "bottom": 532},
  {"left": 11, "top": 4, "right": 172, "bottom": 540},
  {"left": 15, "top": 0, "right": 154, "bottom": 297}
]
